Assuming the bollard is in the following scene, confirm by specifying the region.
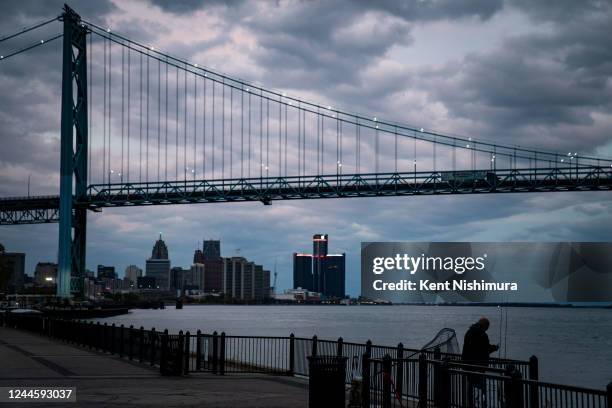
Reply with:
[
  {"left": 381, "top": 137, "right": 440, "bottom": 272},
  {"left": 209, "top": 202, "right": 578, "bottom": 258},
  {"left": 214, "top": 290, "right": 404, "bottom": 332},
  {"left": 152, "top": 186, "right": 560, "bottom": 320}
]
[
  {"left": 289, "top": 333, "right": 295, "bottom": 376},
  {"left": 418, "top": 353, "right": 428, "bottom": 407}
]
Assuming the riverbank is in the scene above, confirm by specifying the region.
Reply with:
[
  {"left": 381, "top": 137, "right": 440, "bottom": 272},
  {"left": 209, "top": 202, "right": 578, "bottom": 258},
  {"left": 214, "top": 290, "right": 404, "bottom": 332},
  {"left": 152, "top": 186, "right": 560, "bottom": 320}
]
[{"left": 0, "top": 327, "right": 308, "bottom": 407}]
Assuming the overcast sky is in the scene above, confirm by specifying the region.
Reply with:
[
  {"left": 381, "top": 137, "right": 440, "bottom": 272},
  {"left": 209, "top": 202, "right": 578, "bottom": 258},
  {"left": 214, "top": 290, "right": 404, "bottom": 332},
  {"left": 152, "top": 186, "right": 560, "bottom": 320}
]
[{"left": 1, "top": 0, "right": 611, "bottom": 296}]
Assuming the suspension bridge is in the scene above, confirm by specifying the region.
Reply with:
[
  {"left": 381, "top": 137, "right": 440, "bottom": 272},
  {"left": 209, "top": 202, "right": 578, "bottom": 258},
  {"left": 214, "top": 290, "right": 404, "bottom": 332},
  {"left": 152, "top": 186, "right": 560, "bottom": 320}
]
[{"left": 1, "top": 5, "right": 611, "bottom": 298}]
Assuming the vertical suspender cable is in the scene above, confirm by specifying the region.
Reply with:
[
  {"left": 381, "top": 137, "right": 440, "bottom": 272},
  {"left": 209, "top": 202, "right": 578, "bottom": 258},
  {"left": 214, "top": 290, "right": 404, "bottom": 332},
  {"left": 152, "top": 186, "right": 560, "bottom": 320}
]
[
  {"left": 278, "top": 97, "right": 281, "bottom": 176},
  {"left": 109, "top": 37, "right": 112, "bottom": 183},
  {"left": 222, "top": 80, "right": 225, "bottom": 179},
  {"left": 103, "top": 36, "right": 106, "bottom": 184},
  {"left": 230, "top": 86, "right": 233, "bottom": 179},
  {"left": 157, "top": 59, "right": 161, "bottom": 182},
  {"left": 284, "top": 103, "right": 288, "bottom": 177},
  {"left": 139, "top": 52, "right": 143, "bottom": 182},
  {"left": 193, "top": 72, "right": 197, "bottom": 180},
  {"left": 259, "top": 92, "right": 263, "bottom": 178},
  {"left": 127, "top": 47, "right": 131, "bottom": 183},
  {"left": 121, "top": 47, "right": 125, "bottom": 181},
  {"left": 88, "top": 32, "right": 92, "bottom": 184},
  {"left": 266, "top": 98, "right": 270, "bottom": 177},
  {"left": 203, "top": 75, "right": 206, "bottom": 177},
  {"left": 184, "top": 68, "right": 187, "bottom": 181},
  {"left": 164, "top": 62, "right": 168, "bottom": 181},
  {"left": 146, "top": 50, "right": 150, "bottom": 183},
  {"left": 212, "top": 80, "right": 215, "bottom": 178},
  {"left": 175, "top": 67, "right": 179, "bottom": 180},
  {"left": 298, "top": 104, "right": 301, "bottom": 176},
  {"left": 248, "top": 91, "right": 251, "bottom": 178},
  {"left": 241, "top": 88, "right": 244, "bottom": 179}
]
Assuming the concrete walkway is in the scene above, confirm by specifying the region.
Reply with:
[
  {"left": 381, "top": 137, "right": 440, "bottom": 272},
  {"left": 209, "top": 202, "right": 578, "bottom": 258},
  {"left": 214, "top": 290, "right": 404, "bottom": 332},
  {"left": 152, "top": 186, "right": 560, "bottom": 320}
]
[{"left": 0, "top": 327, "right": 308, "bottom": 407}]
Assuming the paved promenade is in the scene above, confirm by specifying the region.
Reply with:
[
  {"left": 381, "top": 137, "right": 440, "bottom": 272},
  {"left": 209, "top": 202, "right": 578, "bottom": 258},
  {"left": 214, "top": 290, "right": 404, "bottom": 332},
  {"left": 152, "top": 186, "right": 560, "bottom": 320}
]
[{"left": 0, "top": 327, "right": 308, "bottom": 407}]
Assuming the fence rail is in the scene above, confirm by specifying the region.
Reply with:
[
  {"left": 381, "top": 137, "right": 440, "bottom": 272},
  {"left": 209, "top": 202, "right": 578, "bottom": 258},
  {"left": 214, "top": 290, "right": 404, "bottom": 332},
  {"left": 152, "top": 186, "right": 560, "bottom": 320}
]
[{"left": 2, "top": 312, "right": 610, "bottom": 408}]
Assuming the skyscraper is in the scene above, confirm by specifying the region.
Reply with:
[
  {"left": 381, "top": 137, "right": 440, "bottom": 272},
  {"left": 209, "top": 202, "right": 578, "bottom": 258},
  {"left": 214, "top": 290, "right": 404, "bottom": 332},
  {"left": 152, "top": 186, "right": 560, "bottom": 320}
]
[
  {"left": 293, "top": 234, "right": 345, "bottom": 298},
  {"left": 203, "top": 240, "right": 221, "bottom": 259},
  {"left": 146, "top": 234, "right": 171, "bottom": 290},
  {"left": 124, "top": 265, "right": 142, "bottom": 284},
  {"left": 193, "top": 248, "right": 205, "bottom": 264}
]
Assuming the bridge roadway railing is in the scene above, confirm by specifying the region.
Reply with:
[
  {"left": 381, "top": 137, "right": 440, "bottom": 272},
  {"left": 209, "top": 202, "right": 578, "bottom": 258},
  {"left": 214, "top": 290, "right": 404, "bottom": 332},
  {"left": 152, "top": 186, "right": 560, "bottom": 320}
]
[{"left": 4, "top": 313, "right": 611, "bottom": 407}]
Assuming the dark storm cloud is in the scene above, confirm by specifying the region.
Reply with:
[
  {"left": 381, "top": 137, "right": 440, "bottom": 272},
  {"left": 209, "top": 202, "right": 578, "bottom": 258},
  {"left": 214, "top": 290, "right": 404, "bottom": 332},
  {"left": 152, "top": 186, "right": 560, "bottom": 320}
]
[{"left": 148, "top": 0, "right": 246, "bottom": 14}]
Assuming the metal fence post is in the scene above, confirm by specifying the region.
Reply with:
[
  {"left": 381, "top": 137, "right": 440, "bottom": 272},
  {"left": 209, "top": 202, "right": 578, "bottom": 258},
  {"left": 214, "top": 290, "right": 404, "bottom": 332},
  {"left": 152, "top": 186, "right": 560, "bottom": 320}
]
[
  {"left": 606, "top": 382, "right": 612, "bottom": 408},
  {"left": 396, "top": 343, "right": 404, "bottom": 398},
  {"left": 289, "top": 333, "right": 295, "bottom": 376},
  {"left": 150, "top": 328, "right": 156, "bottom": 366},
  {"left": 418, "top": 353, "right": 428, "bottom": 407},
  {"left": 529, "top": 355, "right": 539, "bottom": 408},
  {"left": 337, "top": 337, "right": 344, "bottom": 356},
  {"left": 139, "top": 326, "right": 145, "bottom": 363},
  {"left": 128, "top": 325, "right": 134, "bottom": 360},
  {"left": 178, "top": 330, "right": 184, "bottom": 375},
  {"left": 184, "top": 331, "right": 190, "bottom": 375},
  {"left": 96, "top": 322, "right": 101, "bottom": 349},
  {"left": 365, "top": 340, "right": 372, "bottom": 357},
  {"left": 212, "top": 331, "right": 218, "bottom": 374},
  {"left": 160, "top": 329, "right": 168, "bottom": 375},
  {"left": 434, "top": 360, "right": 449, "bottom": 408},
  {"left": 382, "top": 354, "right": 392, "bottom": 408},
  {"left": 110, "top": 323, "right": 115, "bottom": 354},
  {"left": 505, "top": 368, "right": 523, "bottom": 408},
  {"left": 219, "top": 332, "right": 226, "bottom": 376},
  {"left": 311, "top": 335, "right": 318, "bottom": 357},
  {"left": 103, "top": 323, "right": 108, "bottom": 352},
  {"left": 119, "top": 324, "right": 124, "bottom": 357},
  {"left": 361, "top": 353, "right": 370, "bottom": 408},
  {"left": 196, "top": 330, "right": 202, "bottom": 371}
]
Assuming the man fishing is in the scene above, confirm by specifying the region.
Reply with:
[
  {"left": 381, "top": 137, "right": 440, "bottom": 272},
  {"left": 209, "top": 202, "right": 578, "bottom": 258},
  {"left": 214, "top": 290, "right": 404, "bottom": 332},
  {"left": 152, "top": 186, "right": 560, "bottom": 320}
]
[
  {"left": 462, "top": 317, "right": 499, "bottom": 364},
  {"left": 462, "top": 317, "right": 500, "bottom": 406}
]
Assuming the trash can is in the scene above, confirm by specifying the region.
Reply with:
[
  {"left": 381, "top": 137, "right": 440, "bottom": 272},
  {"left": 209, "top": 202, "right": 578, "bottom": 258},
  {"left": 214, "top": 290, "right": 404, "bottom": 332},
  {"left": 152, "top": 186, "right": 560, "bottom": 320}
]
[{"left": 308, "top": 355, "right": 347, "bottom": 408}]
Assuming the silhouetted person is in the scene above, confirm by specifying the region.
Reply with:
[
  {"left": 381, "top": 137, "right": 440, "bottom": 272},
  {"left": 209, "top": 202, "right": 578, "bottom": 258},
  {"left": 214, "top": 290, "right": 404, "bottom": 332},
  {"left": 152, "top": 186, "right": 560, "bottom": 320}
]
[
  {"left": 462, "top": 317, "right": 499, "bottom": 406},
  {"left": 462, "top": 317, "right": 499, "bottom": 364}
]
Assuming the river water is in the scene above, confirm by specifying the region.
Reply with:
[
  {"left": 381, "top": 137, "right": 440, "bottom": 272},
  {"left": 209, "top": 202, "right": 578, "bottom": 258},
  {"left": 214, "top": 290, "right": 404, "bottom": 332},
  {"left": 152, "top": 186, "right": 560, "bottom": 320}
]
[{"left": 94, "top": 305, "right": 611, "bottom": 389}]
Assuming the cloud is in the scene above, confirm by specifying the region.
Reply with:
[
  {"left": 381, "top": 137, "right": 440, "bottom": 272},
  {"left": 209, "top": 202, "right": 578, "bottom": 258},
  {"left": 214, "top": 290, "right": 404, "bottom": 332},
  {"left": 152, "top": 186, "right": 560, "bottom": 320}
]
[{"left": 1, "top": 0, "right": 611, "bottom": 296}]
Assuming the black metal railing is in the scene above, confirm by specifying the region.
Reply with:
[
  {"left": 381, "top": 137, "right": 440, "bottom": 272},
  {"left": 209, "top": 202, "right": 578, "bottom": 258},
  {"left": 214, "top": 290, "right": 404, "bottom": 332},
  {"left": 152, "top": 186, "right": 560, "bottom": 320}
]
[{"left": 3, "top": 312, "right": 610, "bottom": 408}]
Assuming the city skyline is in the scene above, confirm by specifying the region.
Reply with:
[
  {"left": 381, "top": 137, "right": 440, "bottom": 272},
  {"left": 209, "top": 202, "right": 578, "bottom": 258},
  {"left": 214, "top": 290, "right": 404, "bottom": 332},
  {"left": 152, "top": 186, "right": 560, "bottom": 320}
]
[{"left": 1, "top": 0, "right": 611, "bottom": 297}]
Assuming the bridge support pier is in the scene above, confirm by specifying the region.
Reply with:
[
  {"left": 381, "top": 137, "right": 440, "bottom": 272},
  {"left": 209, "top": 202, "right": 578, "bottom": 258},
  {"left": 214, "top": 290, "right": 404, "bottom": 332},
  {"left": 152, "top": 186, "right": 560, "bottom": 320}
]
[{"left": 57, "top": 5, "right": 88, "bottom": 298}]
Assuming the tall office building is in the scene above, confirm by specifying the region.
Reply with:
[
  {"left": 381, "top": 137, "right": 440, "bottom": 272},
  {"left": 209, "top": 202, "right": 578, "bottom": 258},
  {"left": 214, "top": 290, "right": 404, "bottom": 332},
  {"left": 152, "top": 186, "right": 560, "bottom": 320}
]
[
  {"left": 293, "top": 253, "right": 313, "bottom": 290},
  {"left": 0, "top": 251, "right": 25, "bottom": 293},
  {"left": 146, "top": 234, "right": 171, "bottom": 289},
  {"left": 292, "top": 234, "right": 346, "bottom": 298},
  {"left": 124, "top": 265, "right": 142, "bottom": 284},
  {"left": 97, "top": 265, "right": 116, "bottom": 280},
  {"left": 203, "top": 240, "right": 221, "bottom": 259}
]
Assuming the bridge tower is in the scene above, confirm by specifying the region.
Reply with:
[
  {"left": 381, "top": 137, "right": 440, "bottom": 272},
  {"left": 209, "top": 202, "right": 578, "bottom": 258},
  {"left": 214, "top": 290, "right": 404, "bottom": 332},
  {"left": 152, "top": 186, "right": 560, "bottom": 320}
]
[{"left": 57, "top": 5, "right": 88, "bottom": 298}]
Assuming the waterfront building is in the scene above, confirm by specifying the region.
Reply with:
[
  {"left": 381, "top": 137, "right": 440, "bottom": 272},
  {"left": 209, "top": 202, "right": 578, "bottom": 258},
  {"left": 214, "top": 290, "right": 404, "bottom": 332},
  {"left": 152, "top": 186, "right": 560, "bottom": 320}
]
[
  {"left": 292, "top": 234, "right": 346, "bottom": 298},
  {"left": 193, "top": 248, "right": 205, "bottom": 264},
  {"left": 137, "top": 276, "right": 156, "bottom": 289},
  {"left": 146, "top": 234, "right": 171, "bottom": 289},
  {"left": 34, "top": 262, "right": 57, "bottom": 286},
  {"left": 0, "top": 251, "right": 25, "bottom": 293}
]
